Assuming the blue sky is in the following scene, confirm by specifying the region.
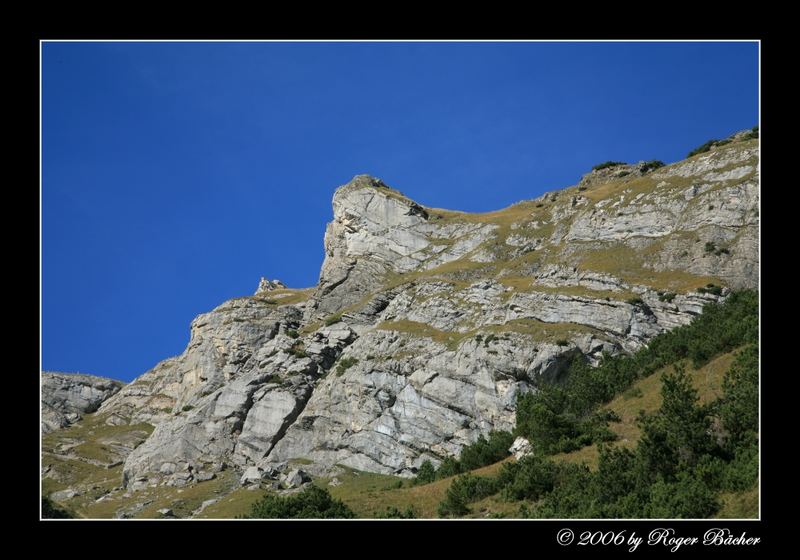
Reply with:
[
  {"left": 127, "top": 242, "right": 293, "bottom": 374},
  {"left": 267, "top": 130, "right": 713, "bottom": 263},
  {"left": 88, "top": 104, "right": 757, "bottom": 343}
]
[{"left": 42, "top": 41, "right": 758, "bottom": 382}]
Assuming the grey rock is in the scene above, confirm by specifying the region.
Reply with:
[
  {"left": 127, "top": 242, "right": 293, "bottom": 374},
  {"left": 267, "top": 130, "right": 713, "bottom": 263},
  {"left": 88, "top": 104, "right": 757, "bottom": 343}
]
[
  {"left": 509, "top": 436, "right": 533, "bottom": 460},
  {"left": 282, "top": 468, "right": 310, "bottom": 488},
  {"left": 256, "top": 278, "right": 286, "bottom": 294},
  {"left": 41, "top": 372, "right": 124, "bottom": 433},
  {"left": 94, "top": 134, "right": 758, "bottom": 488},
  {"left": 50, "top": 488, "right": 79, "bottom": 501},
  {"left": 240, "top": 466, "right": 264, "bottom": 485}
]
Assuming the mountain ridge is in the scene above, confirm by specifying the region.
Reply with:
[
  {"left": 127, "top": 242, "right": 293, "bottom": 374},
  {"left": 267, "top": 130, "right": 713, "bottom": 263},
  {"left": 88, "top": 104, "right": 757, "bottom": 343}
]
[{"left": 42, "top": 129, "right": 759, "bottom": 517}]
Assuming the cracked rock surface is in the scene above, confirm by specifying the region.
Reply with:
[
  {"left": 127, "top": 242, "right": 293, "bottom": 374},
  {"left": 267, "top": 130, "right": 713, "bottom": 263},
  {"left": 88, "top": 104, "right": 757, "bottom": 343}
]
[{"left": 47, "top": 132, "right": 759, "bottom": 490}]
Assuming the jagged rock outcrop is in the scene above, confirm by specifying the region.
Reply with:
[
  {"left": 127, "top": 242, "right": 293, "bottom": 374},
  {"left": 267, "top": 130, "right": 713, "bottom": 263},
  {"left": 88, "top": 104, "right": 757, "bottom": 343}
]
[
  {"left": 89, "top": 130, "right": 757, "bottom": 489},
  {"left": 41, "top": 372, "right": 124, "bottom": 433},
  {"left": 256, "top": 278, "right": 286, "bottom": 294}
]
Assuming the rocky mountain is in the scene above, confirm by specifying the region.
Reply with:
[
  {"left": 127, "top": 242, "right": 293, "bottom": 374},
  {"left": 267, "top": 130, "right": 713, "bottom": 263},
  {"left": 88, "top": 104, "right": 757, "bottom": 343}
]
[
  {"left": 41, "top": 372, "right": 124, "bottom": 433},
  {"left": 42, "top": 130, "right": 758, "bottom": 515}
]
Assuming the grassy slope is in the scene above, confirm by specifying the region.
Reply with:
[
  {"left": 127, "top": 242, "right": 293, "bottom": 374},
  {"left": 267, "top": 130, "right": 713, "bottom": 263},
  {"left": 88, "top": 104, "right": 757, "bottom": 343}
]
[
  {"left": 42, "top": 413, "right": 154, "bottom": 518},
  {"left": 553, "top": 350, "right": 738, "bottom": 469}
]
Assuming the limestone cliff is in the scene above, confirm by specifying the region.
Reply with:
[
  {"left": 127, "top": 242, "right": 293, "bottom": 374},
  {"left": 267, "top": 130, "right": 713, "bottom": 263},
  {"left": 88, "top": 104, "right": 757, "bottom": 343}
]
[
  {"left": 41, "top": 372, "right": 124, "bottom": 433},
  {"left": 53, "top": 130, "right": 759, "bottom": 492}
]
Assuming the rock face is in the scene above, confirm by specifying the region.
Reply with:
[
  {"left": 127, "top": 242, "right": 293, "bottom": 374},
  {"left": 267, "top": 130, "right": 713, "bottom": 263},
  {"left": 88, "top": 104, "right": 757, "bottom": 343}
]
[
  {"left": 88, "top": 131, "right": 757, "bottom": 488},
  {"left": 41, "top": 372, "right": 124, "bottom": 433}
]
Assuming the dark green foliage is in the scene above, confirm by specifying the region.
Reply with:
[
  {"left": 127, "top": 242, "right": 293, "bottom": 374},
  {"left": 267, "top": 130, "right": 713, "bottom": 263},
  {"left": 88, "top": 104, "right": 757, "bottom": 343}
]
[
  {"left": 436, "top": 456, "right": 461, "bottom": 479},
  {"left": 286, "top": 329, "right": 299, "bottom": 339},
  {"left": 437, "top": 474, "right": 499, "bottom": 517},
  {"left": 718, "top": 345, "right": 758, "bottom": 449},
  {"left": 688, "top": 138, "right": 731, "bottom": 158},
  {"left": 697, "top": 283, "right": 723, "bottom": 296},
  {"left": 414, "top": 432, "right": 514, "bottom": 484},
  {"left": 555, "top": 339, "right": 570, "bottom": 347},
  {"left": 617, "top": 171, "right": 631, "bottom": 177},
  {"left": 379, "top": 505, "right": 417, "bottom": 519},
  {"left": 245, "top": 485, "right": 355, "bottom": 519},
  {"left": 181, "top": 404, "right": 194, "bottom": 412},
  {"left": 592, "top": 161, "right": 626, "bottom": 171},
  {"left": 497, "top": 455, "right": 559, "bottom": 501},
  {"left": 640, "top": 160, "right": 665, "bottom": 173},
  {"left": 335, "top": 356, "right": 358, "bottom": 377},
  {"left": 42, "top": 497, "right": 74, "bottom": 518},
  {"left": 658, "top": 291, "right": 676, "bottom": 303},
  {"left": 627, "top": 297, "right": 653, "bottom": 316},
  {"left": 266, "top": 374, "right": 282, "bottom": 384},
  {"left": 743, "top": 126, "right": 759, "bottom": 140},
  {"left": 458, "top": 431, "right": 515, "bottom": 472},
  {"left": 645, "top": 473, "right": 719, "bottom": 518},
  {"left": 638, "top": 364, "right": 715, "bottom": 481},
  {"left": 516, "top": 291, "right": 757, "bottom": 452},
  {"left": 719, "top": 444, "right": 758, "bottom": 491},
  {"left": 483, "top": 334, "right": 497, "bottom": 347},
  {"left": 533, "top": 463, "right": 594, "bottom": 518},
  {"left": 415, "top": 460, "right": 436, "bottom": 485},
  {"left": 705, "top": 242, "right": 730, "bottom": 257}
]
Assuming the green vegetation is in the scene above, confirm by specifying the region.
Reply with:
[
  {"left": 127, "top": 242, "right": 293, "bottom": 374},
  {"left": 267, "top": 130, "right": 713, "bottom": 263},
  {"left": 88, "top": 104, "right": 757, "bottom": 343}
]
[
  {"left": 378, "top": 505, "right": 418, "bottom": 519},
  {"left": 516, "top": 291, "right": 756, "bottom": 455},
  {"left": 181, "top": 404, "right": 194, "bottom": 412},
  {"left": 640, "top": 160, "right": 665, "bottom": 173},
  {"left": 42, "top": 497, "right": 75, "bottom": 518},
  {"left": 658, "top": 291, "right": 676, "bottom": 303},
  {"left": 335, "top": 356, "right": 359, "bottom": 376},
  {"left": 433, "top": 340, "right": 757, "bottom": 518},
  {"left": 324, "top": 313, "right": 343, "bottom": 326},
  {"left": 427, "top": 290, "right": 759, "bottom": 518},
  {"left": 245, "top": 485, "right": 355, "bottom": 519},
  {"left": 414, "top": 431, "right": 514, "bottom": 484},
  {"left": 742, "top": 126, "right": 759, "bottom": 140},
  {"left": 438, "top": 474, "right": 500, "bottom": 517},
  {"left": 592, "top": 161, "right": 627, "bottom": 171},
  {"left": 688, "top": 138, "right": 732, "bottom": 158},
  {"left": 698, "top": 283, "right": 723, "bottom": 296},
  {"left": 286, "top": 329, "right": 299, "bottom": 339}
]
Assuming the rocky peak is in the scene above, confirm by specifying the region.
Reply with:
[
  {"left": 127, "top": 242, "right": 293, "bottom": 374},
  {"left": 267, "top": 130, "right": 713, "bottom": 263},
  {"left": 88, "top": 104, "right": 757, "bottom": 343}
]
[
  {"left": 256, "top": 277, "right": 286, "bottom": 295},
  {"left": 314, "top": 175, "right": 435, "bottom": 316}
]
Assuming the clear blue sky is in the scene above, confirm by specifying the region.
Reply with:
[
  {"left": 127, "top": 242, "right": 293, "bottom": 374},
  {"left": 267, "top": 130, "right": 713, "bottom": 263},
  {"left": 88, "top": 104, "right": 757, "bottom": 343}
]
[{"left": 42, "top": 41, "right": 758, "bottom": 382}]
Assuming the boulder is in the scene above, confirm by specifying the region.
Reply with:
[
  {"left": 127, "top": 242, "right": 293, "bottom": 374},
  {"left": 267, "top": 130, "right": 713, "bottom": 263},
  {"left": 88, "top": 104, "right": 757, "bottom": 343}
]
[
  {"left": 240, "top": 466, "right": 264, "bottom": 485},
  {"left": 509, "top": 436, "right": 533, "bottom": 460}
]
